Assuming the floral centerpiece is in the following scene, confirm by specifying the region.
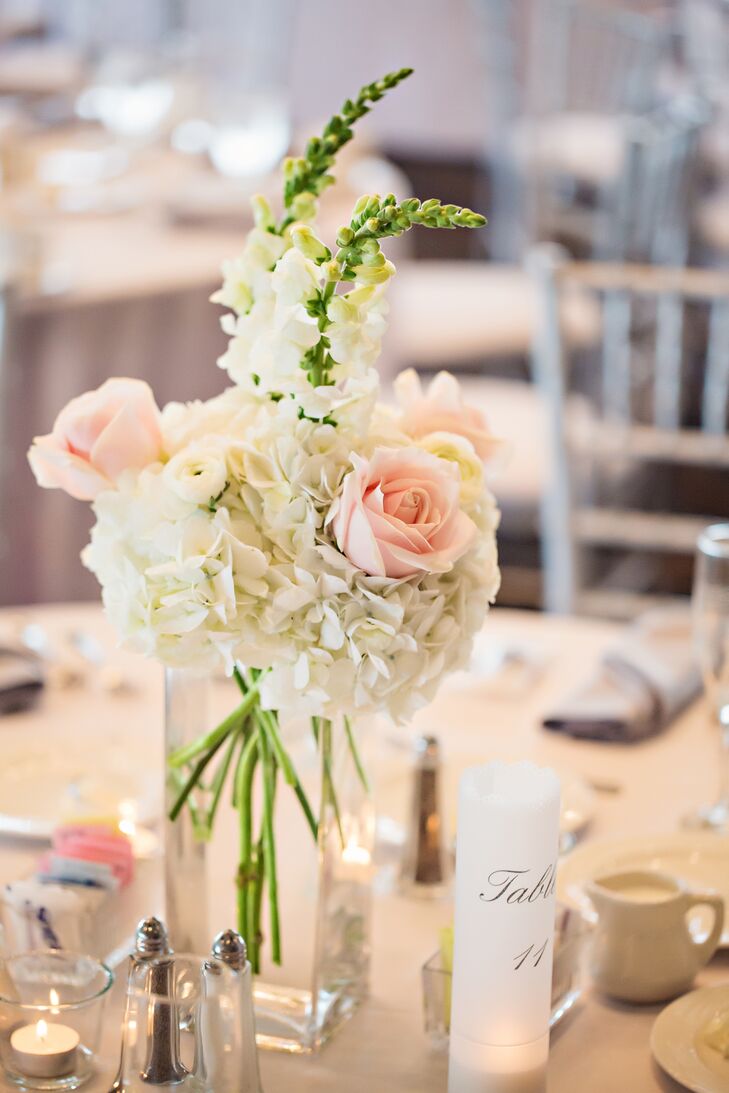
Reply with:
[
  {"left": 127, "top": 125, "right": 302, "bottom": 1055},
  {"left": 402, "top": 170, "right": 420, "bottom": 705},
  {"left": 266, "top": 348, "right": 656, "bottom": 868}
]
[{"left": 28, "top": 69, "right": 501, "bottom": 983}]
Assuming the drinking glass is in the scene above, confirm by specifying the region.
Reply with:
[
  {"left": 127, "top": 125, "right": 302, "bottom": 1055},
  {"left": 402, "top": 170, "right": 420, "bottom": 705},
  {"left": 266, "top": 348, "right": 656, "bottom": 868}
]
[
  {"left": 185, "top": 0, "right": 293, "bottom": 182},
  {"left": 685, "top": 524, "right": 729, "bottom": 831}
]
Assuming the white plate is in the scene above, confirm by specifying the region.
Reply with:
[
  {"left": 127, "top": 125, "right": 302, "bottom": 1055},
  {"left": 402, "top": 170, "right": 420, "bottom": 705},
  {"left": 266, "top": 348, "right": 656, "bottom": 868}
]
[
  {"left": 652, "top": 986, "right": 729, "bottom": 1093},
  {"left": 0, "top": 743, "right": 160, "bottom": 839},
  {"left": 558, "top": 832, "right": 729, "bottom": 947},
  {"left": 376, "top": 759, "right": 595, "bottom": 842}
]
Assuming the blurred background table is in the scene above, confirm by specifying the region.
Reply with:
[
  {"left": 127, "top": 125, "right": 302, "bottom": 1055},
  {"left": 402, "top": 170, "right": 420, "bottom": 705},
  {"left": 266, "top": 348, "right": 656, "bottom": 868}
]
[{"left": 1, "top": 0, "right": 727, "bottom": 616}]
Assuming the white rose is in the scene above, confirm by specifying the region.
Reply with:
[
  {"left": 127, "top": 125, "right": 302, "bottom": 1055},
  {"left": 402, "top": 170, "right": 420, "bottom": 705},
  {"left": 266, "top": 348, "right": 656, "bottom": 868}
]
[
  {"left": 163, "top": 444, "right": 229, "bottom": 506},
  {"left": 417, "top": 431, "right": 485, "bottom": 505}
]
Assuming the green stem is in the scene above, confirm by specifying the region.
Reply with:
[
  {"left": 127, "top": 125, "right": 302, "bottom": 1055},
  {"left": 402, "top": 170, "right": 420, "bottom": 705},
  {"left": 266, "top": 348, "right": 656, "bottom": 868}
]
[
  {"left": 206, "top": 728, "right": 240, "bottom": 833},
  {"left": 316, "top": 717, "right": 344, "bottom": 847},
  {"left": 234, "top": 666, "right": 318, "bottom": 842},
  {"left": 344, "top": 715, "right": 369, "bottom": 794},
  {"left": 248, "top": 835, "right": 265, "bottom": 974},
  {"left": 168, "top": 729, "right": 230, "bottom": 823},
  {"left": 168, "top": 682, "right": 261, "bottom": 768},
  {"left": 250, "top": 836, "right": 265, "bottom": 975},
  {"left": 258, "top": 729, "right": 281, "bottom": 965},
  {"left": 168, "top": 768, "right": 204, "bottom": 836},
  {"left": 236, "top": 729, "right": 259, "bottom": 960},
  {"left": 259, "top": 708, "right": 318, "bottom": 841}
]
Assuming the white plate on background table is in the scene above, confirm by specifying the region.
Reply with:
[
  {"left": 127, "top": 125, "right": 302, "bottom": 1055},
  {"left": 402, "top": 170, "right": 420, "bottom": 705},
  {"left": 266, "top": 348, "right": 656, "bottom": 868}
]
[
  {"left": 376, "top": 760, "right": 595, "bottom": 844},
  {"left": 652, "top": 986, "right": 729, "bottom": 1093},
  {"left": 0, "top": 743, "right": 160, "bottom": 840},
  {"left": 558, "top": 833, "right": 729, "bottom": 947}
]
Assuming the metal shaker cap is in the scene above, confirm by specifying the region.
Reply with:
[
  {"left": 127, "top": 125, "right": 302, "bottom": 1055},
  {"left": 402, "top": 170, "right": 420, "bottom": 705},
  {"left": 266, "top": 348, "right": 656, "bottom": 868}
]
[
  {"left": 134, "top": 917, "right": 171, "bottom": 957},
  {"left": 211, "top": 929, "right": 248, "bottom": 970},
  {"left": 414, "top": 735, "right": 440, "bottom": 768}
]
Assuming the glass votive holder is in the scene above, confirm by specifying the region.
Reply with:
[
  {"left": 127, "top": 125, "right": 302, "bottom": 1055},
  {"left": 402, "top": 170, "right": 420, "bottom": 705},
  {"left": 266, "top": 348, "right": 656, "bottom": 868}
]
[
  {"left": 0, "top": 951, "right": 113, "bottom": 1091},
  {"left": 421, "top": 906, "right": 589, "bottom": 1048}
]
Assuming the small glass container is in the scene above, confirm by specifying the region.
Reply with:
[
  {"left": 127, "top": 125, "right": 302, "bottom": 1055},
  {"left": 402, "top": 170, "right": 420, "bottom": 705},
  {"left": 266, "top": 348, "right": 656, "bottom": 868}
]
[
  {"left": 421, "top": 907, "right": 589, "bottom": 1048},
  {"left": 0, "top": 951, "right": 113, "bottom": 1091}
]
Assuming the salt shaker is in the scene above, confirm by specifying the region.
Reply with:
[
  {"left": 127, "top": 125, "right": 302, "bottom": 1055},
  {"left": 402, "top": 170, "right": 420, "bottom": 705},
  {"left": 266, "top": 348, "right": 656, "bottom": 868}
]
[
  {"left": 195, "top": 930, "right": 262, "bottom": 1093},
  {"left": 400, "top": 735, "right": 451, "bottom": 896}
]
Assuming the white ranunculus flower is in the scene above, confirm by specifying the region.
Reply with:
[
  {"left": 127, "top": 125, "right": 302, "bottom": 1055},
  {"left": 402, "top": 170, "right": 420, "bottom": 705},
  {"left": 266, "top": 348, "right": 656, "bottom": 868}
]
[
  {"left": 163, "top": 444, "right": 229, "bottom": 505},
  {"left": 417, "top": 431, "right": 485, "bottom": 505}
]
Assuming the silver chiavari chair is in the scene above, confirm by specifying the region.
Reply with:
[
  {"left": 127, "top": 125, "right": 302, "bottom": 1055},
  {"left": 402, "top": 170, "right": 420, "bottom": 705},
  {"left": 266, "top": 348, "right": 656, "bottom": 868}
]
[
  {"left": 471, "top": 0, "right": 672, "bottom": 260},
  {"left": 679, "top": 0, "right": 729, "bottom": 106},
  {"left": 527, "top": 0, "right": 667, "bottom": 117},
  {"left": 531, "top": 247, "right": 729, "bottom": 617},
  {"left": 595, "top": 95, "right": 708, "bottom": 267}
]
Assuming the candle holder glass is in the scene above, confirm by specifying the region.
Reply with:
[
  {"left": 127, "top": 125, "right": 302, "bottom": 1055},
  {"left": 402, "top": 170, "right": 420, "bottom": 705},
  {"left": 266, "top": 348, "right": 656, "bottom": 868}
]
[
  {"left": 0, "top": 951, "right": 113, "bottom": 1091},
  {"left": 421, "top": 907, "right": 589, "bottom": 1048}
]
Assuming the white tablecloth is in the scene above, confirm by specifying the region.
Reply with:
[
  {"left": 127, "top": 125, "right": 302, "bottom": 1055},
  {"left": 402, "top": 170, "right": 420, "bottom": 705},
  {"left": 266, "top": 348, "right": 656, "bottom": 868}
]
[{"left": 0, "top": 604, "right": 724, "bottom": 1092}]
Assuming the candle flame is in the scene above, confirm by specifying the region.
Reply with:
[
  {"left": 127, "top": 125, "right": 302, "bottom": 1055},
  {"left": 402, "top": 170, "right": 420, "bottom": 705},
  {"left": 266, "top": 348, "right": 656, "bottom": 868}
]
[
  {"left": 49, "top": 989, "right": 60, "bottom": 1009},
  {"left": 342, "top": 838, "right": 371, "bottom": 867},
  {"left": 118, "top": 798, "right": 138, "bottom": 838},
  {"left": 36, "top": 1019, "right": 48, "bottom": 1043}
]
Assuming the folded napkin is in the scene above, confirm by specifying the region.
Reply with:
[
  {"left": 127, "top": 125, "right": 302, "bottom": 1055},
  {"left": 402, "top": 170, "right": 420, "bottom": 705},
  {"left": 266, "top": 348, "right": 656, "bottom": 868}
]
[
  {"left": 0, "top": 647, "right": 44, "bottom": 715},
  {"left": 542, "top": 608, "right": 701, "bottom": 742}
]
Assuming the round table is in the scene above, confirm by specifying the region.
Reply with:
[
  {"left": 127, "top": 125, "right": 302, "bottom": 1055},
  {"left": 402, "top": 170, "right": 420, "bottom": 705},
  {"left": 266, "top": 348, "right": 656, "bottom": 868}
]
[{"left": 0, "top": 603, "right": 722, "bottom": 1092}]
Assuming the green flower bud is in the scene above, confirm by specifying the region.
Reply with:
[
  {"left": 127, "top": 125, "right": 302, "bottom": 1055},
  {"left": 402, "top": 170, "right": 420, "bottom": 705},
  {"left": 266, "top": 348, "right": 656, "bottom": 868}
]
[
  {"left": 283, "top": 156, "right": 304, "bottom": 179},
  {"left": 360, "top": 249, "right": 386, "bottom": 268},
  {"left": 321, "top": 259, "right": 340, "bottom": 282},
  {"left": 352, "top": 259, "right": 395, "bottom": 285},
  {"left": 291, "top": 225, "right": 331, "bottom": 263},
  {"left": 365, "top": 217, "right": 381, "bottom": 234},
  {"left": 290, "top": 191, "right": 318, "bottom": 222},
  {"left": 353, "top": 193, "right": 373, "bottom": 216},
  {"left": 250, "top": 194, "right": 274, "bottom": 230},
  {"left": 336, "top": 226, "right": 355, "bottom": 247}
]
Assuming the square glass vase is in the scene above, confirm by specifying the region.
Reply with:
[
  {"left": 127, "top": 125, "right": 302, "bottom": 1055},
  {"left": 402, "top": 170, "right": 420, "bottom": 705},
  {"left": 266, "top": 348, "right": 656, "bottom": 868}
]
[{"left": 164, "top": 668, "right": 374, "bottom": 1053}]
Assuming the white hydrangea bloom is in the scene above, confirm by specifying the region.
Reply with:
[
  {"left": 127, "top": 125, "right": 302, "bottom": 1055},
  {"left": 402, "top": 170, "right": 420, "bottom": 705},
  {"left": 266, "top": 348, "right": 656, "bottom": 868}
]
[{"left": 83, "top": 374, "right": 500, "bottom": 721}]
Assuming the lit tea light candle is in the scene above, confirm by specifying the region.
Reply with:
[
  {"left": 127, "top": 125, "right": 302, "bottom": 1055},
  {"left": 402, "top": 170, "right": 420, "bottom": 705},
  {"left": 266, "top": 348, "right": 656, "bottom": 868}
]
[
  {"left": 10, "top": 1019, "right": 80, "bottom": 1079},
  {"left": 448, "top": 760, "right": 561, "bottom": 1093}
]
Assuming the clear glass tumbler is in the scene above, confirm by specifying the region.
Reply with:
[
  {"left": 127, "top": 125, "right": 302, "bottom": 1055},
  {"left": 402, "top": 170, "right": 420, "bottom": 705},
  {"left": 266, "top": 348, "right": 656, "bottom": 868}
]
[
  {"left": 685, "top": 524, "right": 729, "bottom": 831},
  {"left": 0, "top": 951, "right": 113, "bottom": 1091}
]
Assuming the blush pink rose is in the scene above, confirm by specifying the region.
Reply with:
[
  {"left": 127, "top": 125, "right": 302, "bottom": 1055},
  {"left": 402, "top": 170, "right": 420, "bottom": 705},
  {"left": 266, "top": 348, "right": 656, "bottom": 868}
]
[
  {"left": 28, "top": 378, "right": 163, "bottom": 501},
  {"left": 331, "top": 447, "right": 477, "bottom": 579},
  {"left": 394, "top": 368, "right": 501, "bottom": 461}
]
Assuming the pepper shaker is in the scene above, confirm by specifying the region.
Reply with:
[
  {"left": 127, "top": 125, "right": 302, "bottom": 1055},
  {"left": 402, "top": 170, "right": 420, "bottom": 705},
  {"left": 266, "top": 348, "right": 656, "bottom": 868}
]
[
  {"left": 400, "top": 735, "right": 451, "bottom": 896},
  {"left": 110, "top": 917, "right": 187, "bottom": 1091}
]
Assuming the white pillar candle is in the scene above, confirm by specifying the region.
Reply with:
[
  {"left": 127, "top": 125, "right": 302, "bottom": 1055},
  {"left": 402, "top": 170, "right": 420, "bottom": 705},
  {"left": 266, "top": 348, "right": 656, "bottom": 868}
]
[
  {"left": 448, "top": 761, "right": 561, "bottom": 1093},
  {"left": 10, "top": 1020, "right": 80, "bottom": 1079}
]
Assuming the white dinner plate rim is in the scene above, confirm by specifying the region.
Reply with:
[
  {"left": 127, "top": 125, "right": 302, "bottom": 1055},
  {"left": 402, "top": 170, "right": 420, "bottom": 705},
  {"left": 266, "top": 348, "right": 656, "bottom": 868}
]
[
  {"left": 651, "top": 986, "right": 729, "bottom": 1093},
  {"left": 0, "top": 746, "right": 160, "bottom": 841}
]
